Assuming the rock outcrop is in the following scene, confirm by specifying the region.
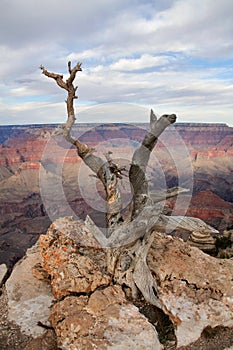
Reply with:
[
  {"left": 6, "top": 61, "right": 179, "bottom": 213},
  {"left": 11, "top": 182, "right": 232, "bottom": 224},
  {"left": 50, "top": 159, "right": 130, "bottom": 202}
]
[
  {"left": 38, "top": 217, "right": 163, "bottom": 349},
  {"left": 2, "top": 215, "right": 233, "bottom": 349},
  {"left": 38, "top": 217, "right": 233, "bottom": 349},
  {"left": 2, "top": 219, "right": 164, "bottom": 349},
  {"left": 148, "top": 232, "right": 233, "bottom": 347},
  {"left": 49, "top": 286, "right": 162, "bottom": 350},
  {"left": 39, "top": 218, "right": 111, "bottom": 300}
]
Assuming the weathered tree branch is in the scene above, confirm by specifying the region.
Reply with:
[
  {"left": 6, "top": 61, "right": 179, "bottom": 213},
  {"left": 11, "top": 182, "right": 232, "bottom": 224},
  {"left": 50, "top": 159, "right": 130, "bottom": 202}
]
[
  {"left": 133, "top": 231, "right": 161, "bottom": 307},
  {"left": 129, "top": 110, "right": 176, "bottom": 219},
  {"left": 40, "top": 63, "right": 81, "bottom": 144},
  {"left": 86, "top": 205, "right": 218, "bottom": 248},
  {"left": 40, "top": 62, "right": 123, "bottom": 232}
]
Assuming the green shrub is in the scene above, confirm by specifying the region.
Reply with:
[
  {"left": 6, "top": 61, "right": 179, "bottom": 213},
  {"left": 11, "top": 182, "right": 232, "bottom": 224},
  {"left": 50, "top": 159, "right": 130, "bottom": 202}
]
[{"left": 215, "top": 235, "right": 232, "bottom": 251}]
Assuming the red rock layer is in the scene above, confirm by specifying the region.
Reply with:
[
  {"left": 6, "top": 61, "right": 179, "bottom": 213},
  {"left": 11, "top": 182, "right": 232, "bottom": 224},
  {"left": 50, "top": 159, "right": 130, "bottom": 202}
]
[{"left": 169, "top": 190, "right": 233, "bottom": 230}]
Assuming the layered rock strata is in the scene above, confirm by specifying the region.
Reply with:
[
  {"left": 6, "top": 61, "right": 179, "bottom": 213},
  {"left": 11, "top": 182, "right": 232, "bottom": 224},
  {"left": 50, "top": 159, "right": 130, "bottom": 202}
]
[
  {"left": 187, "top": 231, "right": 216, "bottom": 252},
  {"left": 1, "top": 123, "right": 233, "bottom": 268}
]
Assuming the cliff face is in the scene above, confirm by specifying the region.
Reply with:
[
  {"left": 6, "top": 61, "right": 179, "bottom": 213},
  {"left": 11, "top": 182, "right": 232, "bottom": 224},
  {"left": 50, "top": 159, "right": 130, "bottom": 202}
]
[
  {"left": 0, "top": 122, "right": 233, "bottom": 267},
  {"left": 168, "top": 190, "right": 233, "bottom": 230},
  {"left": 174, "top": 123, "right": 232, "bottom": 148}
]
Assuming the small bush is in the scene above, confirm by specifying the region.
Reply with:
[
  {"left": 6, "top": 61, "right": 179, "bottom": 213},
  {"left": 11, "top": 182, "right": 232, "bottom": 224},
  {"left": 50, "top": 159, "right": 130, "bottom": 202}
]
[{"left": 215, "top": 235, "right": 232, "bottom": 250}]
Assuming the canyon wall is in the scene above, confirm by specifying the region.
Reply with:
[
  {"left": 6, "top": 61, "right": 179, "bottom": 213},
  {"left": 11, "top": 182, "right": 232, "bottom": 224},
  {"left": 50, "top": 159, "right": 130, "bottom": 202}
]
[{"left": 0, "top": 122, "right": 233, "bottom": 267}]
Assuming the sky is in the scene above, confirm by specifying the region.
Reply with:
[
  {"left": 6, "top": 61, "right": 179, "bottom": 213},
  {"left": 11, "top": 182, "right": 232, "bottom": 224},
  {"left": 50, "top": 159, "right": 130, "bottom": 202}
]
[{"left": 0, "top": 0, "right": 233, "bottom": 126}]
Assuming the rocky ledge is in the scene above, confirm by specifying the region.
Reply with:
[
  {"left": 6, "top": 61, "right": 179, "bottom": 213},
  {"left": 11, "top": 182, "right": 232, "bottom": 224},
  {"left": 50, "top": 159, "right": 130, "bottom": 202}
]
[{"left": 1, "top": 216, "right": 233, "bottom": 349}]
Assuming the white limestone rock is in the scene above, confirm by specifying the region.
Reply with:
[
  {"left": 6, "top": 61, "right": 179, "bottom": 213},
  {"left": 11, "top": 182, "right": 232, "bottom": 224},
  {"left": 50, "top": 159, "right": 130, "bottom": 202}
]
[
  {"left": 5, "top": 242, "right": 55, "bottom": 337},
  {"left": 148, "top": 232, "right": 233, "bottom": 347}
]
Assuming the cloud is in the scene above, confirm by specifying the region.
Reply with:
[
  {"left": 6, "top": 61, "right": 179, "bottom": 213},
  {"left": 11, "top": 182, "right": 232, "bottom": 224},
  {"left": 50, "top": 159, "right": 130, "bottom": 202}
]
[
  {"left": 2, "top": 0, "right": 233, "bottom": 59},
  {"left": 78, "top": 103, "right": 150, "bottom": 124},
  {"left": 0, "top": 100, "right": 66, "bottom": 125},
  {"left": 108, "top": 0, "right": 233, "bottom": 59},
  {"left": 0, "top": 0, "right": 129, "bottom": 47},
  {"left": 110, "top": 55, "right": 172, "bottom": 71},
  {"left": 0, "top": 0, "right": 233, "bottom": 125}
]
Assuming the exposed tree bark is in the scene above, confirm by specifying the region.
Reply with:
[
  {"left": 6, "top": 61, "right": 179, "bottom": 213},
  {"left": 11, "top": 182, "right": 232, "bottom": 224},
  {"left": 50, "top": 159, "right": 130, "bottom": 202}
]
[
  {"left": 129, "top": 110, "right": 176, "bottom": 219},
  {"left": 85, "top": 210, "right": 218, "bottom": 305}
]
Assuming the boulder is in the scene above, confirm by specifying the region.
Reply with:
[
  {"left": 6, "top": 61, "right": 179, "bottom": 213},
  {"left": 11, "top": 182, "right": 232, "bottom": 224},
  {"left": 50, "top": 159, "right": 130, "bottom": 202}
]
[
  {"left": 40, "top": 217, "right": 164, "bottom": 349},
  {"left": 50, "top": 285, "right": 163, "bottom": 350},
  {"left": 148, "top": 232, "right": 233, "bottom": 347},
  {"left": 39, "top": 217, "right": 111, "bottom": 300},
  {"left": 5, "top": 242, "right": 55, "bottom": 337}
]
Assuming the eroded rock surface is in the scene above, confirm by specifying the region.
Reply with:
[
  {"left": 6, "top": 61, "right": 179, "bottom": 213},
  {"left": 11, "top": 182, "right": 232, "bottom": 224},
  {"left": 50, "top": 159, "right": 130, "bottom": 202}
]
[
  {"left": 148, "top": 232, "right": 233, "bottom": 347},
  {"left": 4, "top": 216, "right": 233, "bottom": 349},
  {"left": 50, "top": 286, "right": 163, "bottom": 350},
  {"left": 39, "top": 217, "right": 163, "bottom": 349},
  {"left": 187, "top": 230, "right": 216, "bottom": 252},
  {"left": 5, "top": 242, "right": 55, "bottom": 337},
  {"left": 38, "top": 217, "right": 233, "bottom": 349},
  {"left": 39, "top": 217, "right": 111, "bottom": 300}
]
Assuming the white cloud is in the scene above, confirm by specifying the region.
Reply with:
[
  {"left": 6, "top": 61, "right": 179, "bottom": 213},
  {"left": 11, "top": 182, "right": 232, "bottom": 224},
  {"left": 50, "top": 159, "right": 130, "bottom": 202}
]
[
  {"left": 9, "top": 86, "right": 41, "bottom": 97},
  {"left": 67, "top": 49, "right": 101, "bottom": 62},
  {"left": 78, "top": 103, "right": 150, "bottom": 124},
  {"left": 110, "top": 55, "right": 171, "bottom": 71},
  {"left": 0, "top": 101, "right": 66, "bottom": 125},
  {"left": 94, "top": 0, "right": 233, "bottom": 59},
  {"left": 0, "top": 0, "right": 233, "bottom": 125}
]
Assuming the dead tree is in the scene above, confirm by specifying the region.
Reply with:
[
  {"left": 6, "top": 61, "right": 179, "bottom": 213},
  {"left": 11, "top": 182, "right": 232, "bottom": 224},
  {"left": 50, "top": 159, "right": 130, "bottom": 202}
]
[{"left": 41, "top": 62, "right": 218, "bottom": 306}]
